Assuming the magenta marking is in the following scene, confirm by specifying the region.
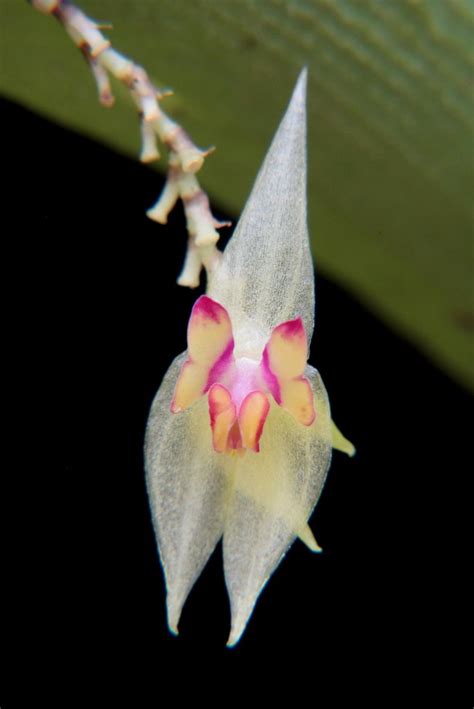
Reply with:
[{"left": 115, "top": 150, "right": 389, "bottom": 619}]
[
  {"left": 227, "top": 420, "right": 243, "bottom": 450},
  {"left": 274, "top": 316, "right": 305, "bottom": 341},
  {"left": 261, "top": 346, "right": 282, "bottom": 404},
  {"left": 205, "top": 338, "right": 235, "bottom": 392},
  {"left": 191, "top": 294, "right": 228, "bottom": 325},
  {"left": 208, "top": 383, "right": 234, "bottom": 422}
]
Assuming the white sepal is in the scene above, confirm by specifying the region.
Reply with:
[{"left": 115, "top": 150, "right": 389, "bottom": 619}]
[
  {"left": 145, "top": 353, "right": 232, "bottom": 633},
  {"left": 208, "top": 69, "right": 315, "bottom": 352}
]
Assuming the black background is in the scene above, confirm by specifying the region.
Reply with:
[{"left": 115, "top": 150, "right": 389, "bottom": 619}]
[{"left": 3, "top": 98, "right": 470, "bottom": 703}]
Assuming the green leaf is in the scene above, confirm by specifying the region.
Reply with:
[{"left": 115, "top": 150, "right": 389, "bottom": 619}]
[{"left": 2, "top": 0, "right": 473, "bottom": 388}]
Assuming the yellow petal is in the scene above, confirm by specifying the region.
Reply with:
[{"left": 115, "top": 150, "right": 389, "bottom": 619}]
[
  {"left": 208, "top": 383, "right": 237, "bottom": 453},
  {"left": 264, "top": 317, "right": 308, "bottom": 379},
  {"left": 171, "top": 295, "right": 234, "bottom": 412},
  {"left": 280, "top": 378, "right": 315, "bottom": 426},
  {"left": 239, "top": 390, "right": 270, "bottom": 452}
]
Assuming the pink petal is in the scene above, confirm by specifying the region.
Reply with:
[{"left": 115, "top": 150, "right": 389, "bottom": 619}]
[
  {"left": 171, "top": 296, "right": 234, "bottom": 412},
  {"left": 239, "top": 391, "right": 270, "bottom": 452},
  {"left": 208, "top": 383, "right": 238, "bottom": 453},
  {"left": 261, "top": 317, "right": 315, "bottom": 426}
]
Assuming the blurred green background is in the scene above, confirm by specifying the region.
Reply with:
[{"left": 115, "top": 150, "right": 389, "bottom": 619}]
[{"left": 1, "top": 0, "right": 473, "bottom": 389}]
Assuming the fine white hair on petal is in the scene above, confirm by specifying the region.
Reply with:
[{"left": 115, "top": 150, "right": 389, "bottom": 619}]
[
  {"left": 224, "top": 365, "right": 332, "bottom": 647},
  {"left": 208, "top": 69, "right": 315, "bottom": 357},
  {"left": 144, "top": 353, "right": 232, "bottom": 634}
]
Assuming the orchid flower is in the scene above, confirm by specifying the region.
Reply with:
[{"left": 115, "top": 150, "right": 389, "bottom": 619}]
[{"left": 145, "top": 70, "right": 354, "bottom": 647}]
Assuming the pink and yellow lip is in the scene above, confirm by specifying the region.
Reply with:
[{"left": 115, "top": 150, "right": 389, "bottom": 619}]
[
  {"left": 261, "top": 317, "right": 316, "bottom": 426},
  {"left": 208, "top": 384, "right": 269, "bottom": 455},
  {"left": 239, "top": 390, "right": 270, "bottom": 452},
  {"left": 171, "top": 295, "right": 234, "bottom": 413},
  {"left": 208, "top": 383, "right": 237, "bottom": 453},
  {"left": 172, "top": 297, "right": 315, "bottom": 454}
]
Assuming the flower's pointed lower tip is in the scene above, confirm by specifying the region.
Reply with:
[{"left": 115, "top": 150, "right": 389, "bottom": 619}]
[
  {"left": 226, "top": 609, "right": 255, "bottom": 648},
  {"left": 340, "top": 441, "right": 356, "bottom": 458},
  {"left": 332, "top": 422, "right": 356, "bottom": 458},
  {"left": 168, "top": 622, "right": 179, "bottom": 637},
  {"left": 226, "top": 627, "right": 242, "bottom": 649},
  {"left": 299, "top": 523, "right": 322, "bottom": 553},
  {"left": 166, "top": 595, "right": 183, "bottom": 637}
]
